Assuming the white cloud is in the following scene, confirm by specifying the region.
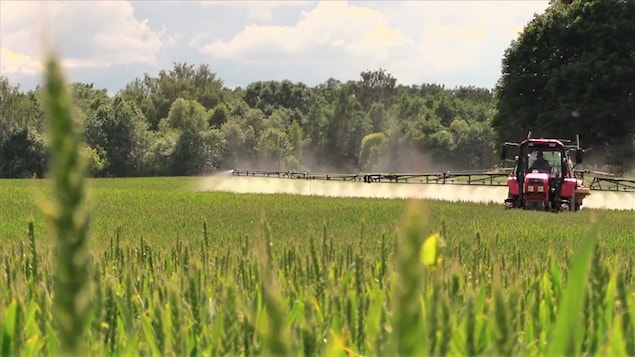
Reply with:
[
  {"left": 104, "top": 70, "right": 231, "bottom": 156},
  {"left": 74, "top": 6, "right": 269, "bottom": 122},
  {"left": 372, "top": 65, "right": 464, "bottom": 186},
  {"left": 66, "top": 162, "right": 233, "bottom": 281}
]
[
  {"left": 0, "top": 1, "right": 164, "bottom": 75},
  {"left": 198, "top": 0, "right": 549, "bottom": 86},
  {"left": 385, "top": 1, "right": 549, "bottom": 84},
  {"left": 0, "top": 48, "right": 43, "bottom": 75},
  {"left": 201, "top": 1, "right": 412, "bottom": 65},
  {"left": 1, "top": 0, "right": 553, "bottom": 92},
  {"left": 200, "top": 0, "right": 312, "bottom": 21}
]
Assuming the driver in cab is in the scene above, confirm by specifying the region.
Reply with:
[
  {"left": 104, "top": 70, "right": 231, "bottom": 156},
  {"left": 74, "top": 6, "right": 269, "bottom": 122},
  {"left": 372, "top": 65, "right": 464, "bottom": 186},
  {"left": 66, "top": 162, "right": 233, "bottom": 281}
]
[{"left": 530, "top": 150, "right": 551, "bottom": 172}]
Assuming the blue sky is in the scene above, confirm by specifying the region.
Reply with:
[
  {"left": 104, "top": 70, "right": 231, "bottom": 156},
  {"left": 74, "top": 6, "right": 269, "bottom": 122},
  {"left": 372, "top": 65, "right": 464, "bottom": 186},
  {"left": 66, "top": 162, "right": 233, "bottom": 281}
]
[{"left": 1, "top": 0, "right": 550, "bottom": 94}]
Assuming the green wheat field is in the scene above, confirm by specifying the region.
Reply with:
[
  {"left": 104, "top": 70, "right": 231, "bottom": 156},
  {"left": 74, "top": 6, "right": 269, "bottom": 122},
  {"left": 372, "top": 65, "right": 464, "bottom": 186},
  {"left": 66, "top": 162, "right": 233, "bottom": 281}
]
[
  {"left": 1, "top": 54, "right": 635, "bottom": 356},
  {"left": 2, "top": 175, "right": 635, "bottom": 356}
]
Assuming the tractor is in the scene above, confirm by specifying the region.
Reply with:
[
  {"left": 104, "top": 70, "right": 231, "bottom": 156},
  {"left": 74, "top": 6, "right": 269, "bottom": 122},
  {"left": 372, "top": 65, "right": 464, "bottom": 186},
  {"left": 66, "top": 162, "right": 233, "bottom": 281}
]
[{"left": 500, "top": 134, "right": 591, "bottom": 212}]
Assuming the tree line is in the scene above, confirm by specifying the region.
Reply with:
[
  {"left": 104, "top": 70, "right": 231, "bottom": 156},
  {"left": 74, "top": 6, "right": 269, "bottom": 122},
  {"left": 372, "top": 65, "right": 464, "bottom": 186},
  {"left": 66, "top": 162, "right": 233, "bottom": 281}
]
[
  {"left": 1, "top": 0, "right": 633, "bottom": 178},
  {"left": 0, "top": 67, "right": 498, "bottom": 178},
  {"left": 493, "top": 0, "right": 635, "bottom": 168}
]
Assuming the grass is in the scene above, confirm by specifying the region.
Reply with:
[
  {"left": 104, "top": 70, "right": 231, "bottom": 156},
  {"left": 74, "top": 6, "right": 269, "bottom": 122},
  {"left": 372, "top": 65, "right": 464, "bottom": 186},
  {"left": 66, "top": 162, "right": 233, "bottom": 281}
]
[
  {"left": 2, "top": 176, "right": 634, "bottom": 250},
  {"left": 1, "top": 176, "right": 635, "bottom": 355},
  {"left": 1, "top": 53, "right": 634, "bottom": 356}
]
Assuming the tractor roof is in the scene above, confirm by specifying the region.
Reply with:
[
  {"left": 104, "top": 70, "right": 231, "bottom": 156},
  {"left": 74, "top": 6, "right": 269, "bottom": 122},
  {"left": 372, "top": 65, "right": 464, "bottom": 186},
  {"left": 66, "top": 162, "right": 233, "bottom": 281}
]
[{"left": 521, "top": 138, "right": 567, "bottom": 147}]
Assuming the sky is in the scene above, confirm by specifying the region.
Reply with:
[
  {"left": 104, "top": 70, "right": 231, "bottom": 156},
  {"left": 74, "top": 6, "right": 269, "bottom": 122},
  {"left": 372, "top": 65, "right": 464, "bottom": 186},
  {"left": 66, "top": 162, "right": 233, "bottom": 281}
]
[{"left": 1, "top": 0, "right": 551, "bottom": 95}]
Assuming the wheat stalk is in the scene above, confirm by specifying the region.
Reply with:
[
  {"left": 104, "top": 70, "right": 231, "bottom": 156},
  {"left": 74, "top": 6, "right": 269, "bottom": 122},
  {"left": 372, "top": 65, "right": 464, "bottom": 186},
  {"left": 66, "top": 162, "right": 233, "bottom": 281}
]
[{"left": 42, "top": 52, "right": 92, "bottom": 356}]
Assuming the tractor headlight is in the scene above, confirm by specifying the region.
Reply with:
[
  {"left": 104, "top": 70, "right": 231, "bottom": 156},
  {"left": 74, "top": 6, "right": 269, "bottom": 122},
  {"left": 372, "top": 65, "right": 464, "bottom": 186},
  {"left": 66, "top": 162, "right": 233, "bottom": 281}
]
[
  {"left": 528, "top": 186, "right": 534, "bottom": 192},
  {"left": 537, "top": 186, "right": 544, "bottom": 192}
]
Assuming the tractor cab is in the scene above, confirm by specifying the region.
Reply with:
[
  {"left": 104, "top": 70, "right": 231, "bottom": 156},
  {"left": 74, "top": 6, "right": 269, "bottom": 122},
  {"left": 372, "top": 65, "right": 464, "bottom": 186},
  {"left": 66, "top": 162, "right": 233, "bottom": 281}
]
[
  {"left": 500, "top": 135, "right": 590, "bottom": 212},
  {"left": 528, "top": 149, "right": 558, "bottom": 174}
]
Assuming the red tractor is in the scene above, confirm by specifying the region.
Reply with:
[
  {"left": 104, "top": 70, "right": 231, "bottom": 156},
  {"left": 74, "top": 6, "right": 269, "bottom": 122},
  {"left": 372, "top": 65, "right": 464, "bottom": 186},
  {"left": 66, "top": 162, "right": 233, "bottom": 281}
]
[{"left": 500, "top": 134, "right": 591, "bottom": 212}]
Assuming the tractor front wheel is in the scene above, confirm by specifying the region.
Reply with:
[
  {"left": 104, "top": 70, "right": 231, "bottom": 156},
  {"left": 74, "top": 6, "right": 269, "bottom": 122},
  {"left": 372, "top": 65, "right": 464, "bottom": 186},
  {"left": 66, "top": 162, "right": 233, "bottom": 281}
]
[{"left": 504, "top": 195, "right": 518, "bottom": 209}]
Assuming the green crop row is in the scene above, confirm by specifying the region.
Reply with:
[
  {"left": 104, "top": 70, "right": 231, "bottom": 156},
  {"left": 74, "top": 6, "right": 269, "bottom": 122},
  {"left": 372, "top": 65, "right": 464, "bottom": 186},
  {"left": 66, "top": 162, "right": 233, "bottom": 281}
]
[
  {"left": 1, "top": 189, "right": 634, "bottom": 356},
  {"left": 1, "top": 53, "right": 633, "bottom": 356}
]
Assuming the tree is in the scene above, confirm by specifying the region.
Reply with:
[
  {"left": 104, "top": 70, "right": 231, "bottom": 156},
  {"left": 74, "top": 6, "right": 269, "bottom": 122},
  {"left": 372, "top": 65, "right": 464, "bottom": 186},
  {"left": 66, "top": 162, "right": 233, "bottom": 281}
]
[
  {"left": 493, "top": 0, "right": 635, "bottom": 166},
  {"left": 256, "top": 127, "right": 291, "bottom": 168},
  {"left": 0, "top": 77, "right": 44, "bottom": 142},
  {"left": 287, "top": 120, "right": 310, "bottom": 164},
  {"left": 0, "top": 128, "right": 47, "bottom": 178},
  {"left": 70, "top": 82, "right": 111, "bottom": 116},
  {"left": 359, "top": 132, "right": 388, "bottom": 171},
  {"left": 324, "top": 87, "right": 360, "bottom": 168},
  {"left": 243, "top": 80, "right": 312, "bottom": 121},
  {"left": 357, "top": 68, "right": 397, "bottom": 108},
  {"left": 162, "top": 98, "right": 226, "bottom": 175},
  {"left": 2, "top": 61, "right": 503, "bottom": 176},
  {"left": 81, "top": 146, "right": 108, "bottom": 177},
  {"left": 119, "top": 63, "right": 227, "bottom": 130},
  {"left": 450, "top": 119, "right": 496, "bottom": 169},
  {"left": 221, "top": 119, "right": 249, "bottom": 167},
  {"left": 208, "top": 103, "right": 228, "bottom": 128},
  {"left": 368, "top": 102, "right": 387, "bottom": 133},
  {"left": 84, "top": 96, "right": 148, "bottom": 176}
]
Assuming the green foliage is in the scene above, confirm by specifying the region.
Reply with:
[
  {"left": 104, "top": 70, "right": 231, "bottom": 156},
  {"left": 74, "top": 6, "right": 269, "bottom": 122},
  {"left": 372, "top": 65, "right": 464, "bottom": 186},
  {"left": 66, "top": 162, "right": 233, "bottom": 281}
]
[
  {"left": 208, "top": 103, "right": 228, "bottom": 128},
  {"left": 70, "top": 82, "right": 111, "bottom": 117},
  {"left": 41, "top": 53, "right": 92, "bottom": 355},
  {"left": 450, "top": 119, "right": 497, "bottom": 169},
  {"left": 357, "top": 68, "right": 396, "bottom": 108},
  {"left": 81, "top": 145, "right": 108, "bottom": 177},
  {"left": 256, "top": 127, "right": 291, "bottom": 167},
  {"left": 359, "top": 132, "right": 388, "bottom": 171},
  {"left": 0, "top": 66, "right": 503, "bottom": 177},
  {"left": 84, "top": 96, "right": 148, "bottom": 176},
  {"left": 4, "top": 60, "right": 510, "bottom": 177},
  {"left": 1, "top": 177, "right": 635, "bottom": 355},
  {"left": 0, "top": 77, "right": 45, "bottom": 141},
  {"left": 391, "top": 201, "right": 428, "bottom": 355},
  {"left": 152, "top": 98, "right": 227, "bottom": 175},
  {"left": 493, "top": 0, "right": 635, "bottom": 166},
  {"left": 119, "top": 63, "right": 227, "bottom": 130},
  {"left": 546, "top": 223, "right": 598, "bottom": 355},
  {"left": 287, "top": 120, "right": 309, "bottom": 162},
  {"left": 0, "top": 129, "right": 47, "bottom": 178},
  {"left": 244, "top": 80, "right": 312, "bottom": 120},
  {"left": 163, "top": 97, "right": 207, "bottom": 131}
]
